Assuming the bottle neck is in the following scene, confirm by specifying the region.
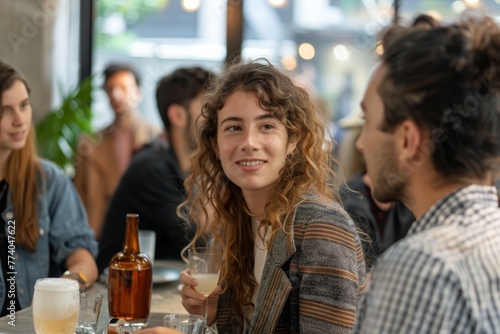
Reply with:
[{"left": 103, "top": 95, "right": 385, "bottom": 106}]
[{"left": 123, "top": 214, "right": 140, "bottom": 253}]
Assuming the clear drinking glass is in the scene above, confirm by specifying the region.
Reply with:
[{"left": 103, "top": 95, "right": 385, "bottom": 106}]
[
  {"left": 188, "top": 247, "right": 223, "bottom": 334},
  {"left": 76, "top": 293, "right": 103, "bottom": 334},
  {"left": 33, "top": 278, "right": 80, "bottom": 334},
  {"left": 163, "top": 313, "right": 205, "bottom": 334},
  {"left": 138, "top": 230, "right": 156, "bottom": 264}
]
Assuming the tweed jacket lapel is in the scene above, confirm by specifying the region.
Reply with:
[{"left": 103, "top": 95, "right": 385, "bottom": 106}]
[{"left": 248, "top": 214, "right": 297, "bottom": 333}]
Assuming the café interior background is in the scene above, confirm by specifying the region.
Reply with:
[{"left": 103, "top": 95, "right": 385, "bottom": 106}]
[{"left": 1, "top": 0, "right": 500, "bottom": 132}]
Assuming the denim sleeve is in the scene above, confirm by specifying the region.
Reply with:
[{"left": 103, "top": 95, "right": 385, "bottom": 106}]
[{"left": 41, "top": 160, "right": 98, "bottom": 266}]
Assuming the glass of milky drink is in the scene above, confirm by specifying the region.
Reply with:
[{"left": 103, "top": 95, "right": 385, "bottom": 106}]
[
  {"left": 33, "top": 278, "right": 80, "bottom": 334},
  {"left": 188, "top": 247, "right": 223, "bottom": 334}
]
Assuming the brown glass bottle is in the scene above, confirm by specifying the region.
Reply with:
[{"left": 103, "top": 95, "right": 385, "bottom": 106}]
[{"left": 108, "top": 213, "right": 152, "bottom": 328}]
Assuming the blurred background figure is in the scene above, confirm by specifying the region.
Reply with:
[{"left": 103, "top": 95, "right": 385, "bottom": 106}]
[
  {"left": 0, "top": 60, "right": 98, "bottom": 316},
  {"left": 314, "top": 96, "right": 344, "bottom": 158},
  {"left": 97, "top": 67, "right": 212, "bottom": 274},
  {"left": 73, "top": 63, "right": 161, "bottom": 239}
]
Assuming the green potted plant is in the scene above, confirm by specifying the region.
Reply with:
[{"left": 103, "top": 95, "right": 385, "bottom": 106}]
[{"left": 36, "top": 76, "right": 94, "bottom": 176}]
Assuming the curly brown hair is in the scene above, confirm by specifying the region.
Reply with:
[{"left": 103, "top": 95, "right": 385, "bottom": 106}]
[{"left": 178, "top": 59, "right": 340, "bottom": 316}]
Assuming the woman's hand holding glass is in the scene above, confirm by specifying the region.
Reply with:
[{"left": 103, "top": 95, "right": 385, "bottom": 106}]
[
  {"left": 180, "top": 269, "right": 221, "bottom": 325},
  {"left": 180, "top": 247, "right": 223, "bottom": 329}
]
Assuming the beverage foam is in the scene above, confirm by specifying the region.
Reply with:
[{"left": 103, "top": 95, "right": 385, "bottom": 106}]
[{"left": 35, "top": 278, "right": 79, "bottom": 292}]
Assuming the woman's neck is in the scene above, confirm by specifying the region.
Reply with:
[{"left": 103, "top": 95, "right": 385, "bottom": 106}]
[{"left": 242, "top": 189, "right": 271, "bottom": 220}]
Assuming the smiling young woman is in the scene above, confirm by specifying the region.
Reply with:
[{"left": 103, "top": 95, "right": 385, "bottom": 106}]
[{"left": 173, "top": 59, "right": 366, "bottom": 334}]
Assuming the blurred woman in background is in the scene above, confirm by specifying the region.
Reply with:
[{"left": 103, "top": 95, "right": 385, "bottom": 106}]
[{"left": 0, "top": 60, "right": 98, "bottom": 316}]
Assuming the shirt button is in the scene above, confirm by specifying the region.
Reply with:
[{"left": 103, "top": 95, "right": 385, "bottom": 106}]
[
  {"left": 39, "top": 228, "right": 45, "bottom": 236},
  {"left": 19, "top": 288, "right": 24, "bottom": 295},
  {"left": 5, "top": 212, "right": 13, "bottom": 220}
]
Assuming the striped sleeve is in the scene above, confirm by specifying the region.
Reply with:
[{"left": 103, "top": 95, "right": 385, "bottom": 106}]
[{"left": 294, "top": 205, "right": 365, "bottom": 333}]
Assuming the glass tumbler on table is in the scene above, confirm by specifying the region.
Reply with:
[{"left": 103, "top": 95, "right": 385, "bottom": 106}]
[
  {"left": 188, "top": 247, "right": 223, "bottom": 333},
  {"left": 76, "top": 293, "right": 103, "bottom": 334},
  {"left": 163, "top": 313, "right": 205, "bottom": 334},
  {"left": 32, "top": 278, "right": 80, "bottom": 334}
]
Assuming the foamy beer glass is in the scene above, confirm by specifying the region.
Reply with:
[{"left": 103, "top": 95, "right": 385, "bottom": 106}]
[{"left": 33, "top": 278, "right": 80, "bottom": 334}]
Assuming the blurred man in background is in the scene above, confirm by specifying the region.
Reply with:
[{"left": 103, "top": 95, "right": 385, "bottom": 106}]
[
  {"left": 97, "top": 67, "right": 212, "bottom": 273},
  {"left": 74, "top": 63, "right": 161, "bottom": 239}
]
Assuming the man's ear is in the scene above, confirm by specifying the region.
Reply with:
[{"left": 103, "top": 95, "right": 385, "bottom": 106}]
[
  {"left": 397, "top": 119, "right": 425, "bottom": 163},
  {"left": 167, "top": 104, "right": 187, "bottom": 129}
]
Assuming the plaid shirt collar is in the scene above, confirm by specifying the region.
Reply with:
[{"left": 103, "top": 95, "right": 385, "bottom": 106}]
[{"left": 407, "top": 184, "right": 498, "bottom": 236}]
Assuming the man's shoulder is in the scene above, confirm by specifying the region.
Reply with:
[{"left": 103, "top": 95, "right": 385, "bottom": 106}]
[
  {"left": 136, "top": 117, "right": 162, "bottom": 136},
  {"left": 124, "top": 139, "right": 178, "bottom": 177},
  {"left": 130, "top": 139, "right": 170, "bottom": 163},
  {"left": 416, "top": 204, "right": 500, "bottom": 240},
  {"left": 76, "top": 128, "right": 112, "bottom": 149},
  {"left": 370, "top": 236, "right": 444, "bottom": 285},
  {"left": 136, "top": 117, "right": 159, "bottom": 129},
  {"left": 381, "top": 210, "right": 500, "bottom": 267}
]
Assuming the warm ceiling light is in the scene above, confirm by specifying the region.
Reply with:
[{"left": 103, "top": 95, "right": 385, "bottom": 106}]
[
  {"left": 452, "top": 1, "right": 466, "bottom": 13},
  {"left": 268, "top": 0, "right": 287, "bottom": 8},
  {"left": 333, "top": 44, "right": 349, "bottom": 61},
  {"left": 281, "top": 55, "right": 297, "bottom": 71},
  {"left": 182, "top": 0, "right": 201, "bottom": 12},
  {"left": 298, "top": 43, "right": 315, "bottom": 60},
  {"left": 463, "top": 0, "right": 480, "bottom": 6}
]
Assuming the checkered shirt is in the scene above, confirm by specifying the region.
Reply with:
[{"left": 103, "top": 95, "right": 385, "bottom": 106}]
[{"left": 354, "top": 185, "right": 500, "bottom": 333}]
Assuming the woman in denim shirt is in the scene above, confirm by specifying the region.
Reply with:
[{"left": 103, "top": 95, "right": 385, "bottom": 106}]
[{"left": 0, "top": 61, "right": 98, "bottom": 316}]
